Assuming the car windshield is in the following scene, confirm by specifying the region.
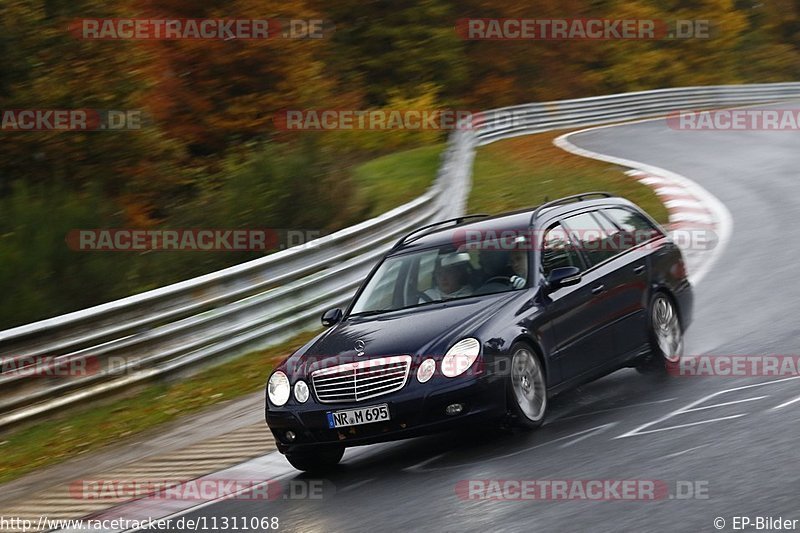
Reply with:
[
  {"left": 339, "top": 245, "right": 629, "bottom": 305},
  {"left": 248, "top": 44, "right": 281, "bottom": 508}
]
[{"left": 350, "top": 238, "right": 530, "bottom": 316}]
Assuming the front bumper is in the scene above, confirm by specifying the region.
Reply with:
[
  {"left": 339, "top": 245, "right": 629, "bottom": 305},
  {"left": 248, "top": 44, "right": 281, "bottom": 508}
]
[{"left": 265, "top": 373, "right": 505, "bottom": 454}]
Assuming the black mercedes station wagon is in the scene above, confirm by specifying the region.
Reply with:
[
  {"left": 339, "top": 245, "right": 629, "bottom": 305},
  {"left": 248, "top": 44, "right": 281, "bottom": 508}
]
[{"left": 265, "top": 193, "right": 693, "bottom": 471}]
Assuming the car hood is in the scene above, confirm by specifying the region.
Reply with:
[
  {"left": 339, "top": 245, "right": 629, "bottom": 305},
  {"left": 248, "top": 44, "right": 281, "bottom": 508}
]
[{"left": 283, "top": 293, "right": 519, "bottom": 376}]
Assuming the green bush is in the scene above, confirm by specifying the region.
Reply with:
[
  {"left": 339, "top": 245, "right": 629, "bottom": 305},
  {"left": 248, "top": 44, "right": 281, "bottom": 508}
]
[
  {"left": 0, "top": 182, "right": 126, "bottom": 327},
  {"left": 0, "top": 140, "right": 360, "bottom": 330}
]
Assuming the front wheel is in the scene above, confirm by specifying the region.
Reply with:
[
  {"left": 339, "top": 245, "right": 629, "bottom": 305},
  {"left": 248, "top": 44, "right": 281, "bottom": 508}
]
[
  {"left": 637, "top": 293, "right": 683, "bottom": 374},
  {"left": 508, "top": 343, "right": 548, "bottom": 429},
  {"left": 285, "top": 446, "right": 344, "bottom": 473}
]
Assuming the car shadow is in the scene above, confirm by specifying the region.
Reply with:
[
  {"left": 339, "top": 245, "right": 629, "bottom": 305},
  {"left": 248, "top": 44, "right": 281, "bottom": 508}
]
[{"left": 285, "top": 367, "right": 691, "bottom": 486}]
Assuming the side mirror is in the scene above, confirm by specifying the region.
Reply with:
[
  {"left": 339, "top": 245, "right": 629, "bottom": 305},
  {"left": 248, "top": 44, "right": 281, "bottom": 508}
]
[
  {"left": 321, "top": 308, "right": 343, "bottom": 327},
  {"left": 545, "top": 266, "right": 582, "bottom": 291}
]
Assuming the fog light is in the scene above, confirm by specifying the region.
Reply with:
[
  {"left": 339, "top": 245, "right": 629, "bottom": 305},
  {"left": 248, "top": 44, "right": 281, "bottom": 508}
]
[
  {"left": 285, "top": 430, "right": 296, "bottom": 442},
  {"left": 417, "top": 358, "right": 436, "bottom": 383},
  {"left": 445, "top": 403, "right": 464, "bottom": 416}
]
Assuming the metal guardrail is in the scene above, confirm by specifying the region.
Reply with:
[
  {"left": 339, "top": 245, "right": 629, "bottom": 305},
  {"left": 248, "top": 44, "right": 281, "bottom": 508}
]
[
  {"left": 474, "top": 82, "right": 800, "bottom": 144},
  {"left": 1, "top": 82, "right": 799, "bottom": 429}
]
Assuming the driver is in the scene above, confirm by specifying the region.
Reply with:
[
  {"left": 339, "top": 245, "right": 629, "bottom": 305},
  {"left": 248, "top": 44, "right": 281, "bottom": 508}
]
[{"left": 422, "top": 252, "right": 473, "bottom": 302}]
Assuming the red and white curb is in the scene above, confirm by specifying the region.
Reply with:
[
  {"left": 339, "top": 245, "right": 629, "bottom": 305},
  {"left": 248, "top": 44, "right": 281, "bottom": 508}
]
[
  {"left": 623, "top": 169, "right": 718, "bottom": 279},
  {"left": 554, "top": 126, "right": 733, "bottom": 286}
]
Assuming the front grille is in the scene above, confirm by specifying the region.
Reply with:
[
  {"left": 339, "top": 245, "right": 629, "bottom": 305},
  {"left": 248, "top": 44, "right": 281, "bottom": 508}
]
[{"left": 311, "top": 356, "right": 412, "bottom": 404}]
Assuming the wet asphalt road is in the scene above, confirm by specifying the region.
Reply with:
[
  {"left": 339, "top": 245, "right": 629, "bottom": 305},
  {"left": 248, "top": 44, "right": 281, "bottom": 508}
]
[{"left": 173, "top": 104, "right": 800, "bottom": 533}]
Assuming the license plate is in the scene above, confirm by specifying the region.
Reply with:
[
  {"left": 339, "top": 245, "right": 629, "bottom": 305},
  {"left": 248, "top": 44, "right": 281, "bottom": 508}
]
[{"left": 327, "top": 404, "right": 390, "bottom": 429}]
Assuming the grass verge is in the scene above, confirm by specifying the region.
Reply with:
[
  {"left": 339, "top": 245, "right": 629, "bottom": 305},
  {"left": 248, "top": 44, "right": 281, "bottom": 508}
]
[
  {"left": 468, "top": 132, "right": 668, "bottom": 223},
  {"left": 0, "top": 330, "right": 318, "bottom": 484},
  {"left": 352, "top": 144, "right": 445, "bottom": 218}
]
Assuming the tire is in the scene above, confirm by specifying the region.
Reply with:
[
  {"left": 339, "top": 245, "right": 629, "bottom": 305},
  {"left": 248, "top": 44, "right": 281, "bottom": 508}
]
[
  {"left": 637, "top": 292, "right": 684, "bottom": 374},
  {"left": 507, "top": 342, "right": 548, "bottom": 429},
  {"left": 285, "top": 446, "right": 344, "bottom": 473}
]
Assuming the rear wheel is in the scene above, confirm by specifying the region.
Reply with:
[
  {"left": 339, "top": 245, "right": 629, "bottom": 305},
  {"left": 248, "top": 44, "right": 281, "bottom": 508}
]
[
  {"left": 508, "top": 343, "right": 548, "bottom": 429},
  {"left": 285, "top": 446, "right": 344, "bottom": 472},
  {"left": 637, "top": 292, "right": 683, "bottom": 374}
]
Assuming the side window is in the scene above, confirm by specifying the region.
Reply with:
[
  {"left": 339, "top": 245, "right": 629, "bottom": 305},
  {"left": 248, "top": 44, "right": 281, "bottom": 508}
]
[
  {"left": 562, "top": 211, "right": 622, "bottom": 267},
  {"left": 541, "top": 223, "right": 583, "bottom": 279},
  {"left": 601, "top": 207, "right": 662, "bottom": 250}
]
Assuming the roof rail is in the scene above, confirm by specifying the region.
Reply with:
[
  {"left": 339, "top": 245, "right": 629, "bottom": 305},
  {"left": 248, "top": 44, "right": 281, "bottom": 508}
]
[
  {"left": 393, "top": 214, "right": 491, "bottom": 250},
  {"left": 530, "top": 191, "right": 614, "bottom": 224}
]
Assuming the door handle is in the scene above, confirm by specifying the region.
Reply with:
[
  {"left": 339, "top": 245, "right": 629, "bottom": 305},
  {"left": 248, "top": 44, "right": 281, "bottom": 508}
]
[
  {"left": 591, "top": 284, "right": 605, "bottom": 295},
  {"left": 633, "top": 265, "right": 646, "bottom": 274}
]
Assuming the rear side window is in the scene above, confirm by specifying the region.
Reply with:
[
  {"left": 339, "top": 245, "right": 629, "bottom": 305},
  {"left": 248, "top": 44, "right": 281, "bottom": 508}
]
[
  {"left": 540, "top": 223, "right": 583, "bottom": 278},
  {"left": 600, "top": 207, "right": 662, "bottom": 249},
  {"left": 562, "top": 211, "right": 621, "bottom": 267}
]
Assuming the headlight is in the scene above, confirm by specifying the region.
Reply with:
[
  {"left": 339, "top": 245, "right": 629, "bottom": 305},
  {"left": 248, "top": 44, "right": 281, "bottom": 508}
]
[
  {"left": 417, "top": 358, "right": 436, "bottom": 383},
  {"left": 441, "top": 338, "right": 481, "bottom": 378},
  {"left": 268, "top": 371, "right": 290, "bottom": 406},
  {"left": 294, "top": 379, "right": 310, "bottom": 403}
]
